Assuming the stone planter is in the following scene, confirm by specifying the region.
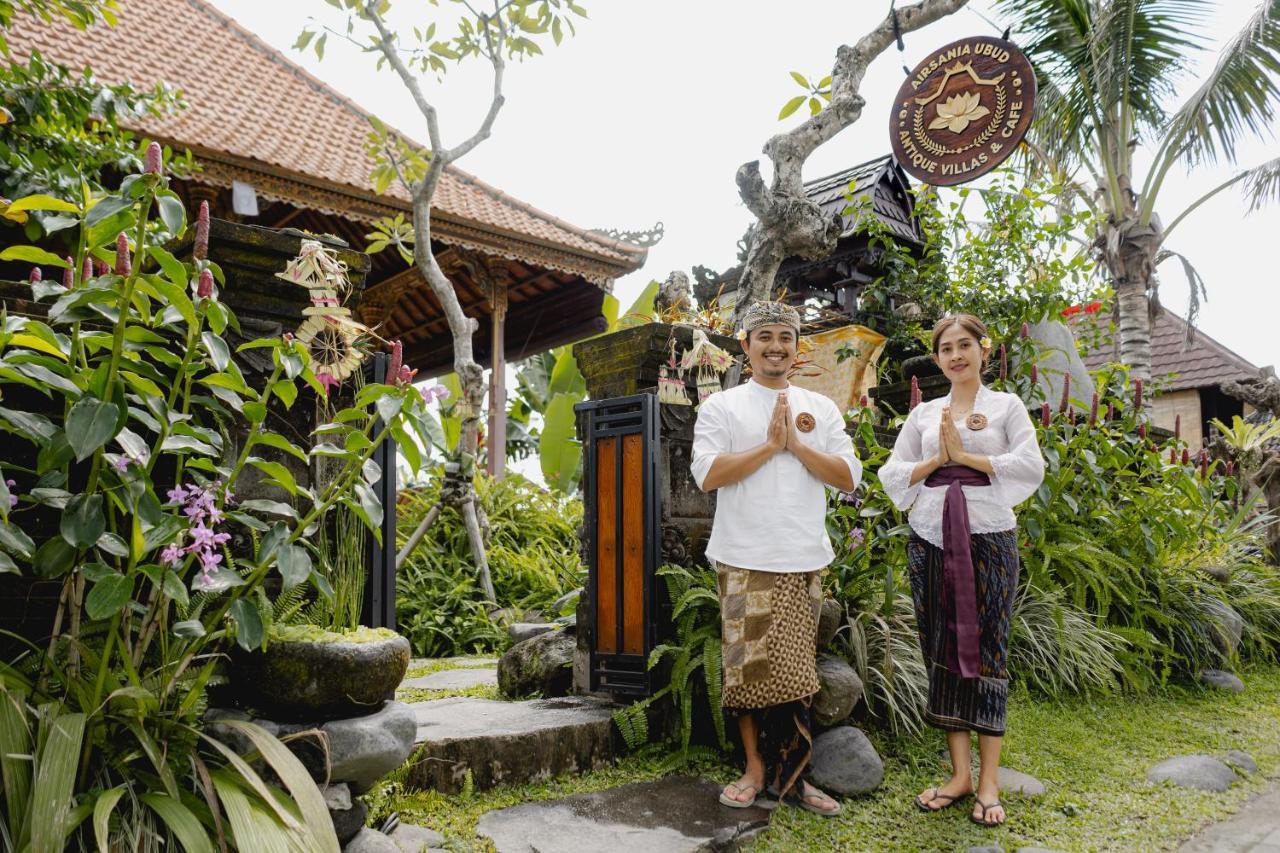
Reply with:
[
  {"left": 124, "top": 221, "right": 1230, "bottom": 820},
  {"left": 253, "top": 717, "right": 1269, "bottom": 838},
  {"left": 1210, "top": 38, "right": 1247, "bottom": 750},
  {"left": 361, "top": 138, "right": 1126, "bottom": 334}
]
[
  {"left": 228, "top": 631, "right": 410, "bottom": 721},
  {"left": 901, "top": 353, "right": 943, "bottom": 382}
]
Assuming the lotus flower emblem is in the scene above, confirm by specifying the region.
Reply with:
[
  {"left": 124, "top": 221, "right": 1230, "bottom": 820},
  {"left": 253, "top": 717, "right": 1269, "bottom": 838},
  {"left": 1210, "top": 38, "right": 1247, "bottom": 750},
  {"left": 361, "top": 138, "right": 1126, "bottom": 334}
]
[{"left": 929, "top": 90, "right": 990, "bottom": 133}]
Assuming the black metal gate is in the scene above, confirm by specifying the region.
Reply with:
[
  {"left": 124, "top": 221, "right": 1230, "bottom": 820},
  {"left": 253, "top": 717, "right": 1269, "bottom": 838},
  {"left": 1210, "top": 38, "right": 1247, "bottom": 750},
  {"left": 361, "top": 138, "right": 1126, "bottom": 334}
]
[{"left": 576, "top": 394, "right": 666, "bottom": 697}]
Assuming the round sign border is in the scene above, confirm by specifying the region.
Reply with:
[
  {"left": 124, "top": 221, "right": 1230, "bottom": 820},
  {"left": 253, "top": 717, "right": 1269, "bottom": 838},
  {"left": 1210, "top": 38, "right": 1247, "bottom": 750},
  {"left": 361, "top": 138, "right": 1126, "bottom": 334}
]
[{"left": 889, "top": 35, "right": 1036, "bottom": 187}]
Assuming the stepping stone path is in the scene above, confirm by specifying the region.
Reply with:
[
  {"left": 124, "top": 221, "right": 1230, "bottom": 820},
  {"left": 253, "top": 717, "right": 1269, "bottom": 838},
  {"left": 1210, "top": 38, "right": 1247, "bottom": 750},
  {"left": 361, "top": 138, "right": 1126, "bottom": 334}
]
[
  {"left": 400, "top": 668, "right": 497, "bottom": 691},
  {"left": 1223, "top": 750, "right": 1258, "bottom": 775},
  {"left": 508, "top": 622, "right": 556, "bottom": 644},
  {"left": 1147, "top": 755, "right": 1239, "bottom": 792},
  {"left": 406, "top": 695, "right": 617, "bottom": 792},
  {"left": 998, "top": 767, "right": 1047, "bottom": 796},
  {"left": 1199, "top": 670, "right": 1245, "bottom": 693},
  {"left": 475, "top": 776, "right": 771, "bottom": 853}
]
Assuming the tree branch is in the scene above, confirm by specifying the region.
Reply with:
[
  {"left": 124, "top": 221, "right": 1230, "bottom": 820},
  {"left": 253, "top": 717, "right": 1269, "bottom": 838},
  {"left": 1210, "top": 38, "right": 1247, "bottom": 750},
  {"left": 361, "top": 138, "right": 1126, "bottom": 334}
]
[{"left": 364, "top": 4, "right": 443, "bottom": 155}]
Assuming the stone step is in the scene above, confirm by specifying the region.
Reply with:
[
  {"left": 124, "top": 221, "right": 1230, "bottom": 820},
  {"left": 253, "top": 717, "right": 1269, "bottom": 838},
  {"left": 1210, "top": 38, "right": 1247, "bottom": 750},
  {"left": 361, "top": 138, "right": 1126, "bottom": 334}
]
[
  {"left": 405, "top": 695, "right": 619, "bottom": 793},
  {"left": 476, "top": 776, "right": 772, "bottom": 853},
  {"left": 400, "top": 667, "right": 497, "bottom": 692}
]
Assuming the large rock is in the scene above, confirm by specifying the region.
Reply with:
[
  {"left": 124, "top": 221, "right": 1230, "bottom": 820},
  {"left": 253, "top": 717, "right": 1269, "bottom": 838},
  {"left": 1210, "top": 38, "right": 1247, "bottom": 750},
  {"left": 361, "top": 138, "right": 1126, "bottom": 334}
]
[
  {"left": 330, "top": 796, "right": 368, "bottom": 845},
  {"left": 508, "top": 623, "right": 556, "bottom": 644},
  {"left": 997, "top": 768, "right": 1046, "bottom": 796},
  {"left": 475, "top": 776, "right": 770, "bottom": 853},
  {"left": 1222, "top": 750, "right": 1257, "bottom": 775},
  {"left": 1147, "top": 755, "right": 1238, "bottom": 792},
  {"left": 1200, "top": 598, "right": 1243, "bottom": 657},
  {"left": 817, "top": 599, "right": 842, "bottom": 649},
  {"left": 498, "top": 630, "right": 574, "bottom": 699},
  {"left": 388, "top": 823, "right": 445, "bottom": 852},
  {"left": 807, "top": 726, "right": 883, "bottom": 796},
  {"left": 344, "top": 828, "right": 399, "bottom": 853},
  {"left": 408, "top": 696, "right": 617, "bottom": 793},
  {"left": 229, "top": 634, "right": 411, "bottom": 721},
  {"left": 324, "top": 701, "right": 418, "bottom": 793},
  {"left": 1023, "top": 319, "right": 1095, "bottom": 409},
  {"left": 812, "top": 655, "right": 863, "bottom": 727},
  {"left": 1199, "top": 670, "right": 1244, "bottom": 693}
]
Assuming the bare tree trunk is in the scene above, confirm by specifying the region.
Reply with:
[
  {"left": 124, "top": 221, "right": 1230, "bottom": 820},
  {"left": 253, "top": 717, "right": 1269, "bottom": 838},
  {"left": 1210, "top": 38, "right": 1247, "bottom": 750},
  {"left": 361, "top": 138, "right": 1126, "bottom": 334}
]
[
  {"left": 732, "top": 0, "right": 970, "bottom": 324},
  {"left": 366, "top": 2, "right": 508, "bottom": 600}
]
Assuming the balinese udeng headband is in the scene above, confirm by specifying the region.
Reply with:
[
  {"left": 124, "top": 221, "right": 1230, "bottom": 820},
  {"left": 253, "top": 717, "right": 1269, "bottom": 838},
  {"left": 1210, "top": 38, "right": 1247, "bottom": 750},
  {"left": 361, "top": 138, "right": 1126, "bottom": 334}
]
[{"left": 740, "top": 300, "right": 801, "bottom": 336}]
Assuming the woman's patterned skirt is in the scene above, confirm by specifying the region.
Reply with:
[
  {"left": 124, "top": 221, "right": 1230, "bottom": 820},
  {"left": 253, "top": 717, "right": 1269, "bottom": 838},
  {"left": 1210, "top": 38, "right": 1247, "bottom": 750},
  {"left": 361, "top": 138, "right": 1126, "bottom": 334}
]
[{"left": 907, "top": 529, "right": 1019, "bottom": 736}]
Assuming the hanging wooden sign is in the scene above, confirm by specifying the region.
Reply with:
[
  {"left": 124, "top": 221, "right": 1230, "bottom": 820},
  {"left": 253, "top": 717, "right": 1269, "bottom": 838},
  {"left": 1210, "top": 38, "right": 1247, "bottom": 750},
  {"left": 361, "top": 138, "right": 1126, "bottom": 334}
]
[{"left": 889, "top": 36, "right": 1036, "bottom": 186}]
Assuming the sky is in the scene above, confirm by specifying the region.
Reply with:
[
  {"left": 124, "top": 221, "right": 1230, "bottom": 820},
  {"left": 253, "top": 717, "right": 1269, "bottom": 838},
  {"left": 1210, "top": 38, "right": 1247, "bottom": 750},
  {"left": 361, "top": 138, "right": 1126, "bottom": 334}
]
[{"left": 208, "top": 0, "right": 1279, "bottom": 371}]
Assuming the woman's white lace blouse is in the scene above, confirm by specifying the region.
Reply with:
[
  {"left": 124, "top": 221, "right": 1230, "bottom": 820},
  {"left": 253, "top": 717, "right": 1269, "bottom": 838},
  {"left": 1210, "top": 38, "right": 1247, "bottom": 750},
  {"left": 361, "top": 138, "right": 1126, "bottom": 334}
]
[{"left": 878, "top": 385, "right": 1045, "bottom": 548}]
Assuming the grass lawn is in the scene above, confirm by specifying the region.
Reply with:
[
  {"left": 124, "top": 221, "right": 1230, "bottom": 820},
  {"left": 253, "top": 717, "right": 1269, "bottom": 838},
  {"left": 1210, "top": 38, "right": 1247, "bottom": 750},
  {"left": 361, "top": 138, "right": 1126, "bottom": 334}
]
[{"left": 378, "top": 664, "right": 1280, "bottom": 852}]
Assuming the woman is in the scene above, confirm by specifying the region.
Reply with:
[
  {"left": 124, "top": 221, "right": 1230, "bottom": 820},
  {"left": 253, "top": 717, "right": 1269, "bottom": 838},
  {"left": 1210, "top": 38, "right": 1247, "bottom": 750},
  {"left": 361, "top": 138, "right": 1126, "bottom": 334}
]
[{"left": 879, "top": 314, "right": 1045, "bottom": 827}]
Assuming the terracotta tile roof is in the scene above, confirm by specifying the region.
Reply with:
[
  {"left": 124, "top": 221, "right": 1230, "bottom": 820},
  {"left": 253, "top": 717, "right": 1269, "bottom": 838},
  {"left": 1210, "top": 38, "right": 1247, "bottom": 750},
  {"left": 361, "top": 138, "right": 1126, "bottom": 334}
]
[
  {"left": 6, "top": 0, "right": 646, "bottom": 281},
  {"left": 1080, "top": 306, "right": 1260, "bottom": 392}
]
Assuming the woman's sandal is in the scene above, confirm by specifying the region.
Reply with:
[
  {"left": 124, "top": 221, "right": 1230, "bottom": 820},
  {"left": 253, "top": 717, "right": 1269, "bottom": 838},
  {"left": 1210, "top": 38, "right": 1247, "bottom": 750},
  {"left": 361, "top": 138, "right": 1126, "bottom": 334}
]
[
  {"left": 970, "top": 797, "right": 1005, "bottom": 827},
  {"left": 914, "top": 786, "right": 972, "bottom": 813},
  {"left": 718, "top": 781, "right": 763, "bottom": 809}
]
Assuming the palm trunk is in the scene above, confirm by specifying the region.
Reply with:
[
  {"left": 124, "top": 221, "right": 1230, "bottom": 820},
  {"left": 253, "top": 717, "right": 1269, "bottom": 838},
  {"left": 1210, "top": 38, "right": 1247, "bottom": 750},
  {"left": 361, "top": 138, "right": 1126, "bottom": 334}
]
[{"left": 1114, "top": 278, "right": 1153, "bottom": 385}]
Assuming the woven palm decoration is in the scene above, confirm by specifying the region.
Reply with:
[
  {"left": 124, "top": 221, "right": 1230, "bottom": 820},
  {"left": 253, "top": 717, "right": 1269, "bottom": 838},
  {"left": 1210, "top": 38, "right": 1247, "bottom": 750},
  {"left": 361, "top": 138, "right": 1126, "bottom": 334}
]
[{"left": 275, "top": 240, "right": 367, "bottom": 383}]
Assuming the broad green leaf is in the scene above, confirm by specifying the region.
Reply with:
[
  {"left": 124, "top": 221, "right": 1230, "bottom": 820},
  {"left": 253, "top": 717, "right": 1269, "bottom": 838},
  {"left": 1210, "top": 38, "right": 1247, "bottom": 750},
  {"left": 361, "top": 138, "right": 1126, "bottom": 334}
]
[
  {"left": 65, "top": 396, "right": 121, "bottom": 461},
  {"left": 173, "top": 620, "right": 206, "bottom": 638},
  {"left": 93, "top": 786, "right": 127, "bottom": 853},
  {"left": 217, "top": 720, "right": 340, "bottom": 853},
  {"left": 7, "top": 194, "right": 79, "bottom": 214},
  {"left": 33, "top": 537, "right": 76, "bottom": 578},
  {"left": 355, "top": 482, "right": 383, "bottom": 531},
  {"left": 229, "top": 599, "right": 264, "bottom": 651},
  {"left": 0, "top": 407, "right": 57, "bottom": 444},
  {"left": 155, "top": 194, "right": 186, "bottom": 236},
  {"left": 85, "top": 572, "right": 133, "bottom": 620},
  {"left": 85, "top": 194, "right": 133, "bottom": 226},
  {"left": 0, "top": 521, "right": 35, "bottom": 559},
  {"left": 275, "top": 544, "right": 312, "bottom": 591},
  {"left": 253, "top": 431, "right": 307, "bottom": 462},
  {"left": 209, "top": 770, "right": 293, "bottom": 853},
  {"left": 202, "top": 332, "right": 231, "bottom": 372},
  {"left": 779, "top": 95, "right": 807, "bottom": 119},
  {"left": 28, "top": 710, "right": 86, "bottom": 853},
  {"left": 61, "top": 494, "right": 105, "bottom": 549},
  {"left": 249, "top": 459, "right": 298, "bottom": 496},
  {"left": 540, "top": 393, "right": 583, "bottom": 493},
  {"left": 0, "top": 245, "right": 69, "bottom": 266},
  {"left": 139, "top": 793, "right": 214, "bottom": 853},
  {"left": 0, "top": 687, "right": 32, "bottom": 837},
  {"left": 239, "top": 499, "right": 298, "bottom": 520}
]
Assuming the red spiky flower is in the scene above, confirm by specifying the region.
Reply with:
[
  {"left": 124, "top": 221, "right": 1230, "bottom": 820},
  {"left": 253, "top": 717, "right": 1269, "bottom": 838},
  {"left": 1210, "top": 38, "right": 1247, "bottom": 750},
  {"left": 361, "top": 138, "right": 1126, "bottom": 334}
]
[
  {"left": 1174, "top": 414, "right": 1181, "bottom": 441},
  {"left": 1088, "top": 392, "right": 1099, "bottom": 426},
  {"left": 1040, "top": 402, "right": 1051, "bottom": 427},
  {"left": 193, "top": 201, "right": 210, "bottom": 262},
  {"left": 196, "top": 269, "right": 214, "bottom": 299},
  {"left": 387, "top": 340, "right": 403, "bottom": 384},
  {"left": 114, "top": 233, "right": 130, "bottom": 276},
  {"left": 27, "top": 267, "right": 40, "bottom": 283},
  {"left": 143, "top": 141, "right": 163, "bottom": 176},
  {"left": 1134, "top": 377, "right": 1144, "bottom": 410},
  {"left": 62, "top": 257, "right": 73, "bottom": 289},
  {"left": 1059, "top": 372, "right": 1071, "bottom": 414}
]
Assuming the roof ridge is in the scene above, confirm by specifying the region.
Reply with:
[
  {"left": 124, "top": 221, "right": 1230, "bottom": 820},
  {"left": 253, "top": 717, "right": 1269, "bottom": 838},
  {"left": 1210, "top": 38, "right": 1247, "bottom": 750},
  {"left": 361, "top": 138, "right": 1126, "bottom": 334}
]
[
  {"left": 804, "top": 155, "right": 893, "bottom": 189},
  {"left": 185, "top": 0, "right": 644, "bottom": 261}
]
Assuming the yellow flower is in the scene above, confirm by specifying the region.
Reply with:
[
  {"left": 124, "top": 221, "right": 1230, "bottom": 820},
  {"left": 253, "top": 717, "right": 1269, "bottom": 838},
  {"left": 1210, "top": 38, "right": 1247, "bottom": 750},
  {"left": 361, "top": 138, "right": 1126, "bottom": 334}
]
[
  {"left": 735, "top": 329, "right": 747, "bottom": 341},
  {"left": 929, "top": 91, "right": 990, "bottom": 134},
  {"left": 979, "top": 336, "right": 992, "bottom": 349}
]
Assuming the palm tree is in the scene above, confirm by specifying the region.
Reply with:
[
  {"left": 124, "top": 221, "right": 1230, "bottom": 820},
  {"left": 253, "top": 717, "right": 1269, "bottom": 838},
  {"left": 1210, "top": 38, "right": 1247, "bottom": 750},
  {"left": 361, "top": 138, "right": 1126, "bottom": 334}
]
[{"left": 997, "top": 0, "right": 1280, "bottom": 382}]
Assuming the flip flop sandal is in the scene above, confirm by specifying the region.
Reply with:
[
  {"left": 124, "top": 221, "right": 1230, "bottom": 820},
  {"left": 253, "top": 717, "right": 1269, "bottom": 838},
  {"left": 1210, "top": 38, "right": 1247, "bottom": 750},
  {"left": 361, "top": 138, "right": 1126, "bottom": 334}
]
[
  {"left": 784, "top": 783, "right": 843, "bottom": 817},
  {"left": 719, "top": 781, "right": 763, "bottom": 809},
  {"left": 914, "top": 786, "right": 971, "bottom": 813},
  {"left": 970, "top": 798, "right": 1005, "bottom": 827}
]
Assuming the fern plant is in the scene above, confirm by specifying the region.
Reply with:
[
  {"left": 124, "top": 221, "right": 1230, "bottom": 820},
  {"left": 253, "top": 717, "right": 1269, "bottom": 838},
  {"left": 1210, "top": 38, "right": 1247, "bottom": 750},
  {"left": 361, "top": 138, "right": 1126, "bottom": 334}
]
[{"left": 613, "top": 563, "right": 728, "bottom": 769}]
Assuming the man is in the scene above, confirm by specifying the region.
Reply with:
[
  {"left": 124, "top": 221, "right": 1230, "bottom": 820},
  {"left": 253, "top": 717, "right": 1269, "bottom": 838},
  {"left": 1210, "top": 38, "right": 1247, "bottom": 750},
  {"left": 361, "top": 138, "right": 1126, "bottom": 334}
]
[{"left": 690, "top": 300, "right": 861, "bottom": 816}]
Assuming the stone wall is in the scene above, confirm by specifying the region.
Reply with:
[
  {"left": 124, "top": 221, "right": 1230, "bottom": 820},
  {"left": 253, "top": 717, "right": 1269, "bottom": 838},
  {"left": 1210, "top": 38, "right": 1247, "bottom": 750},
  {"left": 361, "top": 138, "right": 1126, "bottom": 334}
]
[{"left": 1150, "top": 389, "right": 1204, "bottom": 449}]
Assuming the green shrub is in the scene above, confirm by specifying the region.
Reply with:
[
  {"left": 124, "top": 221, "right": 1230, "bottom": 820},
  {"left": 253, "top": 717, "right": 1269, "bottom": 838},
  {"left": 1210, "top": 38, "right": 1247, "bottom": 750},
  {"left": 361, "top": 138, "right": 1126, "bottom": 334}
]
[{"left": 395, "top": 471, "right": 584, "bottom": 657}]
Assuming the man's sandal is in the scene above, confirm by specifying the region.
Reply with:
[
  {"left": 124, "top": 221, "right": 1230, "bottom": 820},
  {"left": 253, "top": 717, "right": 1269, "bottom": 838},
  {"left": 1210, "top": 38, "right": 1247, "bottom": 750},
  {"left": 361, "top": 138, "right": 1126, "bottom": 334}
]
[
  {"left": 719, "top": 781, "right": 763, "bottom": 809},
  {"left": 784, "top": 782, "right": 842, "bottom": 817},
  {"left": 970, "top": 798, "right": 1005, "bottom": 827},
  {"left": 914, "top": 786, "right": 971, "bottom": 813}
]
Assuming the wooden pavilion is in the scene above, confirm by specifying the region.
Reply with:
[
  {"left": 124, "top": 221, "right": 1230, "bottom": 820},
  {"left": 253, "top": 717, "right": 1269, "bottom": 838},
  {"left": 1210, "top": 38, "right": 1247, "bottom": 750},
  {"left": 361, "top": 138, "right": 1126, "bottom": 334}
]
[{"left": 8, "top": 0, "right": 648, "bottom": 475}]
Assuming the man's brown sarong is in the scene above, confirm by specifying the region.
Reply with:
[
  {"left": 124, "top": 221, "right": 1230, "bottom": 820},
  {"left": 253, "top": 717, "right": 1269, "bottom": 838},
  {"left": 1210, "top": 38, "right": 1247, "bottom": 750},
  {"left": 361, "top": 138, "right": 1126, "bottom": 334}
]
[{"left": 717, "top": 564, "right": 821, "bottom": 709}]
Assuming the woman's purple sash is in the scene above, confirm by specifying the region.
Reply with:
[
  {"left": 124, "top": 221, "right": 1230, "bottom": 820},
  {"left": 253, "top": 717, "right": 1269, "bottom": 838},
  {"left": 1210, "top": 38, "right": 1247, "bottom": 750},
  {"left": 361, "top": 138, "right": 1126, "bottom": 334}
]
[{"left": 924, "top": 465, "right": 991, "bottom": 678}]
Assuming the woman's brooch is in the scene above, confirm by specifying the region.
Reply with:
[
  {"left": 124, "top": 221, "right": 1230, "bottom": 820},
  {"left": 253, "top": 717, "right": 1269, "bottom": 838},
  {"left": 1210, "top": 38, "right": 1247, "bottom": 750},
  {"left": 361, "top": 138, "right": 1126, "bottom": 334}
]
[
  {"left": 966, "top": 413, "right": 988, "bottom": 431},
  {"left": 796, "top": 412, "right": 816, "bottom": 433}
]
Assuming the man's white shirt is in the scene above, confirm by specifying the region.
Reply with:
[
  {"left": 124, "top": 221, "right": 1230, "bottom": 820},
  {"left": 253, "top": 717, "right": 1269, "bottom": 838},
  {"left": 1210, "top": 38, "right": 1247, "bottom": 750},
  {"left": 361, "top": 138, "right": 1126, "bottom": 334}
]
[{"left": 690, "top": 379, "right": 861, "bottom": 572}]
